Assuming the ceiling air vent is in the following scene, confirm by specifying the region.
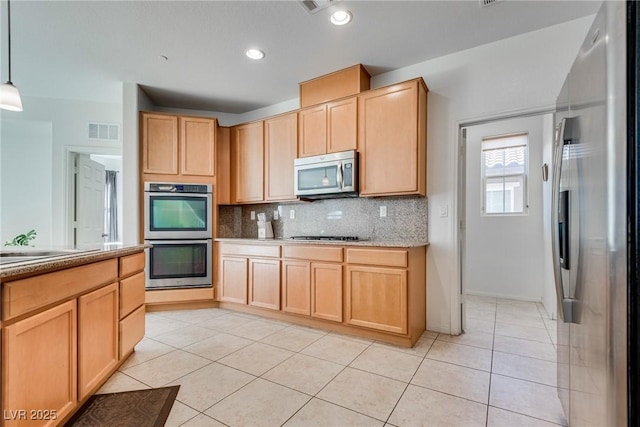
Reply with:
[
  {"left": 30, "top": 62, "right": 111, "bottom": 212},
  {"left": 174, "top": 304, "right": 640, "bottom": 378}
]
[
  {"left": 298, "top": 0, "right": 340, "bottom": 15},
  {"left": 88, "top": 122, "right": 120, "bottom": 142},
  {"left": 479, "top": 0, "right": 503, "bottom": 7}
]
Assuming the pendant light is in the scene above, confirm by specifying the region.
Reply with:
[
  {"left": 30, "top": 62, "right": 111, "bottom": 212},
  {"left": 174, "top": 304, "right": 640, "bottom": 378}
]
[{"left": 0, "top": 0, "right": 23, "bottom": 111}]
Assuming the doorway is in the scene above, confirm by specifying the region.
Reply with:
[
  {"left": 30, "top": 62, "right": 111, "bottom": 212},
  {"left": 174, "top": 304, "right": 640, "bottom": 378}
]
[
  {"left": 459, "top": 113, "right": 556, "bottom": 330},
  {"left": 65, "top": 147, "right": 122, "bottom": 247}
]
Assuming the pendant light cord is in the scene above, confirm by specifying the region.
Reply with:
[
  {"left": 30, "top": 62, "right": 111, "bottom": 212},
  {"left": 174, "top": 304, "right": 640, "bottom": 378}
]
[{"left": 6, "top": 0, "right": 12, "bottom": 83}]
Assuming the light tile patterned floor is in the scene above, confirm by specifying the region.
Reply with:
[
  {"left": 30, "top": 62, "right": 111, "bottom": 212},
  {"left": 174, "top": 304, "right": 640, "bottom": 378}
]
[{"left": 98, "top": 297, "right": 566, "bottom": 426}]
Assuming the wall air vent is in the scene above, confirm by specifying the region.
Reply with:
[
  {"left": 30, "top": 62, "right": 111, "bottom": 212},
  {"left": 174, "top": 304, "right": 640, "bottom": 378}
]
[
  {"left": 479, "top": 0, "right": 503, "bottom": 7},
  {"left": 298, "top": 0, "right": 341, "bottom": 14},
  {"left": 88, "top": 122, "right": 120, "bottom": 142}
]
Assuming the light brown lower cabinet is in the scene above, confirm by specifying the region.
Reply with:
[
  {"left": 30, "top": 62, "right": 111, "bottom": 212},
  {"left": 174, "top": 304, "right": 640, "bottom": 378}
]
[
  {"left": 248, "top": 258, "right": 281, "bottom": 310},
  {"left": 345, "top": 265, "right": 408, "bottom": 334},
  {"left": 78, "top": 283, "right": 119, "bottom": 400},
  {"left": 2, "top": 300, "right": 78, "bottom": 427},
  {"left": 282, "top": 260, "right": 311, "bottom": 316},
  {"left": 220, "top": 256, "right": 248, "bottom": 304},
  {"left": 217, "top": 242, "right": 425, "bottom": 346},
  {"left": 311, "top": 263, "right": 343, "bottom": 322}
]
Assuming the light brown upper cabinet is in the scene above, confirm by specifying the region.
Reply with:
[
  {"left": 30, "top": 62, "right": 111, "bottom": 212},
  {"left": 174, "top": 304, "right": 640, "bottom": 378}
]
[
  {"left": 358, "top": 79, "right": 427, "bottom": 196},
  {"left": 298, "top": 96, "right": 357, "bottom": 158},
  {"left": 180, "top": 116, "right": 216, "bottom": 176},
  {"left": 141, "top": 112, "right": 216, "bottom": 177},
  {"left": 265, "top": 112, "right": 298, "bottom": 201},
  {"left": 231, "top": 121, "right": 264, "bottom": 203},
  {"left": 142, "top": 113, "right": 179, "bottom": 174}
]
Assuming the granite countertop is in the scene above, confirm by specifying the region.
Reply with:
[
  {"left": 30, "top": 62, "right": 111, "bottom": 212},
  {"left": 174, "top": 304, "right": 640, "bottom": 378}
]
[
  {"left": 0, "top": 244, "right": 149, "bottom": 280},
  {"left": 215, "top": 237, "right": 428, "bottom": 248}
]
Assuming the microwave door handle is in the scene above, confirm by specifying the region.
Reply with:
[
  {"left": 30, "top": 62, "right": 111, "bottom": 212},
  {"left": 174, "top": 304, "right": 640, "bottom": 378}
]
[{"left": 337, "top": 162, "right": 344, "bottom": 190}]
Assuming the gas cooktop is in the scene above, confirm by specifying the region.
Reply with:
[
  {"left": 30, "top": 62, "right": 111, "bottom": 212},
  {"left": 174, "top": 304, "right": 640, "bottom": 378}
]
[{"left": 289, "top": 236, "right": 362, "bottom": 241}]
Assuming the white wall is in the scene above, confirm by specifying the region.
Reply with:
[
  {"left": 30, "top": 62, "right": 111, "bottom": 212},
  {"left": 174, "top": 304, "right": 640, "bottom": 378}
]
[
  {"left": 541, "top": 114, "right": 557, "bottom": 319},
  {"left": 122, "top": 83, "right": 154, "bottom": 244},
  {"left": 0, "top": 96, "right": 122, "bottom": 246},
  {"left": 0, "top": 119, "right": 53, "bottom": 246},
  {"left": 464, "top": 115, "right": 547, "bottom": 301}
]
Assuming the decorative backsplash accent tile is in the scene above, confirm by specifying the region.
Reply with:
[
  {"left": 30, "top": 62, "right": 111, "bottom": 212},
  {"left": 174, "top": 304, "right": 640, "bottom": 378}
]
[{"left": 218, "top": 196, "right": 428, "bottom": 242}]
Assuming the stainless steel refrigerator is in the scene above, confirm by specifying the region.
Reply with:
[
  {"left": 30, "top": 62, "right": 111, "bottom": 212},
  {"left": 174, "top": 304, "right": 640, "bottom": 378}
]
[{"left": 552, "top": 1, "right": 638, "bottom": 425}]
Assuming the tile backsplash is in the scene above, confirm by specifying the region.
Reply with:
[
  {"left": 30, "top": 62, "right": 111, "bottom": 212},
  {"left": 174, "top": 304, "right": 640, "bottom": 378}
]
[{"left": 218, "top": 196, "right": 428, "bottom": 242}]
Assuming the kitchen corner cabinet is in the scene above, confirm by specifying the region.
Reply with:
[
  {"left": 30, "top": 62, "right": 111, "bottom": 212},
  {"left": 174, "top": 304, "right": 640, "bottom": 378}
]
[
  {"left": 219, "top": 244, "right": 281, "bottom": 311},
  {"left": 141, "top": 112, "right": 216, "bottom": 177},
  {"left": 358, "top": 79, "right": 427, "bottom": 196},
  {"left": 298, "top": 96, "right": 357, "bottom": 157},
  {"left": 265, "top": 112, "right": 298, "bottom": 201},
  {"left": 231, "top": 121, "right": 264, "bottom": 203}
]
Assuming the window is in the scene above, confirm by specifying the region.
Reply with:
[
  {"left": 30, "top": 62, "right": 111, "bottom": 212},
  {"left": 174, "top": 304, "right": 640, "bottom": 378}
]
[{"left": 481, "top": 133, "right": 528, "bottom": 215}]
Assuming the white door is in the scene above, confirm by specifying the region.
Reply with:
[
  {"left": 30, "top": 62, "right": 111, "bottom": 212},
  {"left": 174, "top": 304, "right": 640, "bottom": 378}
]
[{"left": 76, "top": 154, "right": 105, "bottom": 247}]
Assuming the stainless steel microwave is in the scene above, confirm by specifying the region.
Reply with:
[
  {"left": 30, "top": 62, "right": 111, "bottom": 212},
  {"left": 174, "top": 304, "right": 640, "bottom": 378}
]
[{"left": 294, "top": 150, "right": 358, "bottom": 199}]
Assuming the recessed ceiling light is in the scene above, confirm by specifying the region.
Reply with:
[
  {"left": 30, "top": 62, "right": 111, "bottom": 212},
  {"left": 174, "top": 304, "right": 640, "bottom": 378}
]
[
  {"left": 330, "top": 10, "right": 352, "bottom": 26},
  {"left": 245, "top": 48, "right": 265, "bottom": 60}
]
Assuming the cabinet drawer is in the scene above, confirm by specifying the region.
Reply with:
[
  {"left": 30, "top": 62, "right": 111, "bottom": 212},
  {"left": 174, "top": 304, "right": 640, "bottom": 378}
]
[
  {"left": 346, "top": 248, "right": 407, "bottom": 268},
  {"left": 119, "top": 252, "right": 145, "bottom": 278},
  {"left": 3, "top": 259, "right": 118, "bottom": 321},
  {"left": 120, "top": 305, "right": 145, "bottom": 358},
  {"left": 120, "top": 271, "right": 145, "bottom": 319},
  {"left": 220, "top": 243, "right": 280, "bottom": 258},
  {"left": 282, "top": 245, "right": 343, "bottom": 262}
]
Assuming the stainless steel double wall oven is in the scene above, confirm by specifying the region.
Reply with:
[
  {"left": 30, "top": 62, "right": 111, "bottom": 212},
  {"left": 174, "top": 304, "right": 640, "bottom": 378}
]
[{"left": 144, "top": 182, "right": 213, "bottom": 290}]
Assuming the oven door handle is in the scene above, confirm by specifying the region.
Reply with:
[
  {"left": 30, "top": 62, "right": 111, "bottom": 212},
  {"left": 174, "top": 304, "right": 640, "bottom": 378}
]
[{"left": 337, "top": 162, "right": 344, "bottom": 190}]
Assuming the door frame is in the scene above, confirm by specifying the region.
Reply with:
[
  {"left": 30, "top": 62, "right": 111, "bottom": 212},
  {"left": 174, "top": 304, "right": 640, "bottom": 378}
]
[
  {"left": 451, "top": 106, "right": 554, "bottom": 334},
  {"left": 64, "top": 146, "right": 121, "bottom": 247}
]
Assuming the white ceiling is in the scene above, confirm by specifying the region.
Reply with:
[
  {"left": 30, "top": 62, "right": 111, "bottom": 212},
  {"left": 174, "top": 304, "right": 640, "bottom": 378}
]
[{"left": 5, "top": 0, "right": 600, "bottom": 114}]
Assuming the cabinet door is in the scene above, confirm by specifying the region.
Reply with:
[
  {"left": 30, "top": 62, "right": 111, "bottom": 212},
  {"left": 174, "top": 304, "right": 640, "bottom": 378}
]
[
  {"left": 358, "top": 80, "right": 425, "bottom": 196},
  {"left": 327, "top": 97, "right": 357, "bottom": 153},
  {"left": 181, "top": 116, "right": 216, "bottom": 176},
  {"left": 345, "top": 265, "right": 407, "bottom": 334},
  {"left": 220, "top": 256, "right": 248, "bottom": 304},
  {"left": 311, "top": 263, "right": 343, "bottom": 322},
  {"left": 142, "top": 113, "right": 179, "bottom": 175},
  {"left": 248, "top": 258, "right": 281, "bottom": 310},
  {"left": 232, "top": 122, "right": 264, "bottom": 203},
  {"left": 298, "top": 105, "right": 327, "bottom": 157},
  {"left": 2, "top": 300, "right": 77, "bottom": 427},
  {"left": 282, "top": 260, "right": 310, "bottom": 316},
  {"left": 265, "top": 112, "right": 297, "bottom": 201},
  {"left": 78, "top": 283, "right": 119, "bottom": 400},
  {"left": 120, "top": 305, "right": 146, "bottom": 359}
]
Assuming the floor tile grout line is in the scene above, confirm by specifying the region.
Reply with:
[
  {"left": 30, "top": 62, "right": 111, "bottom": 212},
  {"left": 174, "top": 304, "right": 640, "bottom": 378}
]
[
  {"left": 485, "top": 298, "right": 498, "bottom": 427},
  {"left": 382, "top": 338, "right": 436, "bottom": 425},
  {"left": 489, "top": 371, "right": 558, "bottom": 389},
  {"left": 486, "top": 404, "right": 567, "bottom": 426}
]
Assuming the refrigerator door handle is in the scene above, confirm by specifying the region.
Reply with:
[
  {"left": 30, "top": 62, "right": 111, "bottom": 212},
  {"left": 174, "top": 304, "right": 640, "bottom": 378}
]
[{"left": 551, "top": 117, "right": 579, "bottom": 323}]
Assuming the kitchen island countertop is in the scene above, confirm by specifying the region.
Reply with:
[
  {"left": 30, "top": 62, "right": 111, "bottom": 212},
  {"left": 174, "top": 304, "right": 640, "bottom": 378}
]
[
  {"left": 0, "top": 243, "right": 149, "bottom": 280},
  {"left": 215, "top": 237, "right": 428, "bottom": 248}
]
